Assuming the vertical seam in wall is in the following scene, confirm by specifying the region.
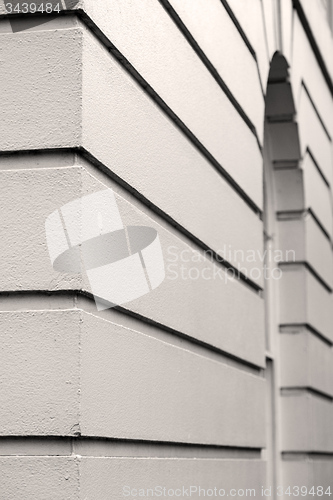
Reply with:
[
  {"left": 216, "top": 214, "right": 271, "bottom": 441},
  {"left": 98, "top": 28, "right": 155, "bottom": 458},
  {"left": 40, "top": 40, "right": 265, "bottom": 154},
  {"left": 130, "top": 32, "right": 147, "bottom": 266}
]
[
  {"left": 77, "top": 309, "right": 83, "bottom": 499},
  {"left": 276, "top": 0, "right": 283, "bottom": 53},
  {"left": 260, "top": 0, "right": 271, "bottom": 65},
  {"left": 290, "top": 7, "right": 295, "bottom": 69},
  {"left": 80, "top": 27, "right": 84, "bottom": 148},
  {"left": 219, "top": 0, "right": 257, "bottom": 58},
  {"left": 78, "top": 169, "right": 83, "bottom": 441}
]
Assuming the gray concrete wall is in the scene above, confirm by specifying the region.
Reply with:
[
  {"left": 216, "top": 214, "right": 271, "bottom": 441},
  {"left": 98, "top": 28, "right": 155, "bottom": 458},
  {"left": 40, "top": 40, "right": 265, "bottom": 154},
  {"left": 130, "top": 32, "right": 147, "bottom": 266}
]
[{"left": 0, "top": 0, "right": 332, "bottom": 498}]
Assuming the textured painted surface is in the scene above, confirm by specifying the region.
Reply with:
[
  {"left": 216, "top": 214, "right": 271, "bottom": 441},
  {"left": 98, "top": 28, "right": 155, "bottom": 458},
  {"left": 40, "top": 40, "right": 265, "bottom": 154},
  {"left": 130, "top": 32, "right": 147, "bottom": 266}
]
[
  {"left": 282, "top": 460, "right": 333, "bottom": 492},
  {"left": 78, "top": 0, "right": 263, "bottom": 208},
  {"left": 0, "top": 159, "right": 265, "bottom": 366},
  {"left": 281, "top": 394, "right": 333, "bottom": 452},
  {"left": 0, "top": 167, "right": 84, "bottom": 292},
  {"left": 0, "top": 0, "right": 332, "bottom": 492},
  {"left": 299, "top": 0, "right": 333, "bottom": 83},
  {"left": 0, "top": 456, "right": 266, "bottom": 500},
  {"left": 167, "top": 0, "right": 264, "bottom": 140},
  {"left": 82, "top": 24, "right": 264, "bottom": 281},
  {"left": 0, "top": 308, "right": 265, "bottom": 445},
  {"left": 80, "top": 312, "right": 265, "bottom": 446},
  {"left": 303, "top": 153, "right": 333, "bottom": 237},
  {"left": 80, "top": 458, "right": 266, "bottom": 500},
  {"left": 298, "top": 87, "right": 332, "bottom": 185},
  {"left": 279, "top": 266, "right": 333, "bottom": 342},
  {"left": 291, "top": 14, "right": 333, "bottom": 138},
  {"left": 0, "top": 457, "right": 80, "bottom": 500},
  {"left": 0, "top": 28, "right": 82, "bottom": 150},
  {"left": 225, "top": 0, "right": 269, "bottom": 88},
  {"left": 278, "top": 215, "right": 333, "bottom": 288},
  {"left": 0, "top": 311, "right": 80, "bottom": 435},
  {"left": 0, "top": 22, "right": 264, "bottom": 285},
  {"left": 281, "top": 330, "right": 333, "bottom": 396}
]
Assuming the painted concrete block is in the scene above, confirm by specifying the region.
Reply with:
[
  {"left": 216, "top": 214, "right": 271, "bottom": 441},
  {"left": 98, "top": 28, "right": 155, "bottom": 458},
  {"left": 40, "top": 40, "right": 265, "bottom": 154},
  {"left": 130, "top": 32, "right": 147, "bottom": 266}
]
[
  {"left": 167, "top": 0, "right": 264, "bottom": 139},
  {"left": 299, "top": 0, "right": 333, "bottom": 85},
  {"left": 0, "top": 28, "right": 82, "bottom": 150},
  {"left": 0, "top": 457, "right": 80, "bottom": 500},
  {"left": 281, "top": 394, "right": 333, "bottom": 452},
  {"left": 225, "top": 0, "right": 269, "bottom": 89},
  {"left": 3, "top": 3, "right": 265, "bottom": 207},
  {"left": 80, "top": 311, "right": 266, "bottom": 447},
  {"left": 0, "top": 160, "right": 265, "bottom": 366},
  {"left": 80, "top": 14, "right": 263, "bottom": 208},
  {"left": 0, "top": 310, "right": 80, "bottom": 436},
  {"left": 303, "top": 152, "right": 332, "bottom": 238},
  {"left": 265, "top": 82, "right": 296, "bottom": 119},
  {"left": 266, "top": 122, "right": 301, "bottom": 163},
  {"left": 291, "top": 14, "right": 333, "bottom": 138},
  {"left": 280, "top": 329, "right": 333, "bottom": 396},
  {"left": 0, "top": 455, "right": 266, "bottom": 500},
  {"left": 80, "top": 458, "right": 266, "bottom": 500},
  {"left": 81, "top": 26, "right": 264, "bottom": 277},
  {"left": 275, "top": 169, "right": 305, "bottom": 212},
  {"left": 0, "top": 24, "right": 264, "bottom": 278},
  {"left": 298, "top": 87, "right": 332, "bottom": 185},
  {"left": 279, "top": 266, "right": 333, "bottom": 342},
  {"left": 282, "top": 459, "right": 333, "bottom": 496},
  {"left": 278, "top": 214, "right": 333, "bottom": 288},
  {"left": 0, "top": 309, "right": 265, "bottom": 445}
]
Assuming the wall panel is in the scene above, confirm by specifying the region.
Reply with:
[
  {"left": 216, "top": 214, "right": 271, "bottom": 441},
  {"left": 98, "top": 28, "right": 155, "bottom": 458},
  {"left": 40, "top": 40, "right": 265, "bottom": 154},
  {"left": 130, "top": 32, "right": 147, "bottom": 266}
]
[
  {"left": 280, "top": 330, "right": 333, "bottom": 396},
  {"left": 279, "top": 266, "right": 333, "bottom": 342},
  {"left": 224, "top": 0, "right": 269, "bottom": 88},
  {"left": 298, "top": 88, "right": 332, "bottom": 185},
  {"left": 167, "top": 0, "right": 264, "bottom": 139},
  {"left": 0, "top": 161, "right": 265, "bottom": 366},
  {"left": 281, "top": 394, "right": 333, "bottom": 452},
  {"left": 291, "top": 14, "right": 333, "bottom": 138}
]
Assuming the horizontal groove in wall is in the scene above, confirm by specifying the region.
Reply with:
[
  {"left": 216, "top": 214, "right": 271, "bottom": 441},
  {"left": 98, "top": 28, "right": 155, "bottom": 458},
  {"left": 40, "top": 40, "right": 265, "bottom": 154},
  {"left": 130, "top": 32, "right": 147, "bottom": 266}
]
[
  {"left": 280, "top": 323, "right": 333, "bottom": 346},
  {"left": 279, "top": 261, "right": 333, "bottom": 293},
  {"left": 308, "top": 208, "right": 332, "bottom": 242},
  {"left": 306, "top": 148, "right": 331, "bottom": 188},
  {"left": 273, "top": 160, "right": 300, "bottom": 169},
  {"left": 266, "top": 114, "right": 295, "bottom": 123},
  {"left": 277, "top": 209, "right": 307, "bottom": 220},
  {"left": 0, "top": 147, "right": 263, "bottom": 296},
  {"left": 292, "top": 0, "right": 333, "bottom": 97},
  {"left": 277, "top": 208, "right": 332, "bottom": 242},
  {"left": 0, "top": 290, "right": 264, "bottom": 376},
  {"left": 0, "top": 437, "right": 262, "bottom": 459},
  {"left": 302, "top": 82, "right": 332, "bottom": 142},
  {"left": 219, "top": 0, "right": 257, "bottom": 60},
  {"left": 3, "top": 9, "right": 264, "bottom": 216},
  {"left": 280, "top": 387, "right": 333, "bottom": 402},
  {"left": 157, "top": 0, "right": 260, "bottom": 143},
  {"left": 74, "top": 11, "right": 263, "bottom": 216},
  {"left": 283, "top": 452, "right": 333, "bottom": 461},
  {"left": 80, "top": 148, "right": 263, "bottom": 294}
]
